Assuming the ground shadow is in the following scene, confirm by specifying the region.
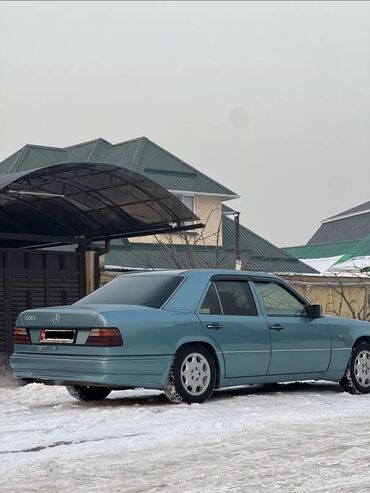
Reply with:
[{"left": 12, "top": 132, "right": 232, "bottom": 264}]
[
  {"left": 74, "top": 381, "right": 343, "bottom": 408},
  {"left": 212, "top": 381, "right": 342, "bottom": 401},
  {"left": 29, "top": 381, "right": 343, "bottom": 410}
]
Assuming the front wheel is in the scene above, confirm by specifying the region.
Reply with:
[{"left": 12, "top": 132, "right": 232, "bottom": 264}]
[
  {"left": 340, "top": 342, "right": 370, "bottom": 394},
  {"left": 164, "top": 345, "right": 216, "bottom": 404},
  {"left": 66, "top": 385, "right": 111, "bottom": 401}
]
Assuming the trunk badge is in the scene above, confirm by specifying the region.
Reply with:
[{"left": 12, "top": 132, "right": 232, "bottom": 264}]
[{"left": 52, "top": 313, "right": 61, "bottom": 324}]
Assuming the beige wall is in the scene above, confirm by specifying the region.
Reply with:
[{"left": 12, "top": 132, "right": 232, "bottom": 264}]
[
  {"left": 100, "top": 270, "right": 118, "bottom": 286},
  {"left": 193, "top": 194, "right": 223, "bottom": 246},
  {"left": 282, "top": 274, "right": 370, "bottom": 321},
  {"left": 131, "top": 194, "right": 224, "bottom": 247}
]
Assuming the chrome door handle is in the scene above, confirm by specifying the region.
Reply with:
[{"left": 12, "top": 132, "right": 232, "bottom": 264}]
[
  {"left": 207, "top": 323, "right": 224, "bottom": 330},
  {"left": 270, "top": 324, "right": 285, "bottom": 331}
]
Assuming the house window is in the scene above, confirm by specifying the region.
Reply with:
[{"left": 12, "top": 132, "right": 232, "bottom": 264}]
[
  {"left": 174, "top": 194, "right": 196, "bottom": 232},
  {"left": 180, "top": 194, "right": 194, "bottom": 213},
  {"left": 175, "top": 194, "right": 195, "bottom": 213}
]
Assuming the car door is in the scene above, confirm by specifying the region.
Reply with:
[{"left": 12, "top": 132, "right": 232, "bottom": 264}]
[
  {"left": 253, "top": 280, "right": 331, "bottom": 375},
  {"left": 197, "top": 278, "right": 270, "bottom": 378}
]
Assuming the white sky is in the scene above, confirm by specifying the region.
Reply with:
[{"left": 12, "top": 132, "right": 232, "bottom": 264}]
[{"left": 1, "top": 1, "right": 369, "bottom": 246}]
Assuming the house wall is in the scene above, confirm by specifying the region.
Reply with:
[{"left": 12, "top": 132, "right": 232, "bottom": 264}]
[
  {"left": 131, "top": 194, "right": 224, "bottom": 247},
  {"left": 100, "top": 270, "right": 119, "bottom": 285},
  {"left": 282, "top": 274, "right": 370, "bottom": 321}
]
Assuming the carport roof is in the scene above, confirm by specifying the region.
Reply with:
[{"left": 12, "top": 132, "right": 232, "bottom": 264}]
[{"left": 0, "top": 162, "right": 200, "bottom": 248}]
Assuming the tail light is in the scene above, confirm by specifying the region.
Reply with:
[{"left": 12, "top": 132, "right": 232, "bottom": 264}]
[
  {"left": 85, "top": 328, "right": 123, "bottom": 347},
  {"left": 13, "top": 327, "right": 31, "bottom": 344}
]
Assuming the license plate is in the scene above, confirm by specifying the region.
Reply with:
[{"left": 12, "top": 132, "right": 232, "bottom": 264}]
[{"left": 39, "top": 329, "right": 76, "bottom": 344}]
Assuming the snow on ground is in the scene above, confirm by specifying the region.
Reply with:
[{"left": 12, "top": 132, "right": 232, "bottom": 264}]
[{"left": 1, "top": 382, "right": 370, "bottom": 492}]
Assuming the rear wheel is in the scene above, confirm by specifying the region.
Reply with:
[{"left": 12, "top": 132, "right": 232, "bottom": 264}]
[
  {"left": 340, "top": 342, "right": 370, "bottom": 394},
  {"left": 164, "top": 344, "right": 216, "bottom": 404},
  {"left": 66, "top": 385, "right": 111, "bottom": 401}
]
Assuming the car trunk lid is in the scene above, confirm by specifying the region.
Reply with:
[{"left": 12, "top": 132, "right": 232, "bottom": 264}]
[
  {"left": 18, "top": 306, "right": 104, "bottom": 329},
  {"left": 16, "top": 307, "right": 104, "bottom": 351},
  {"left": 15, "top": 305, "right": 154, "bottom": 354}
]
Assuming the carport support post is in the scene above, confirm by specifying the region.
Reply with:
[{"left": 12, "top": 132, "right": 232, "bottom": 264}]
[
  {"left": 85, "top": 249, "right": 99, "bottom": 294},
  {"left": 76, "top": 240, "right": 88, "bottom": 299},
  {"left": 80, "top": 241, "right": 108, "bottom": 294}
]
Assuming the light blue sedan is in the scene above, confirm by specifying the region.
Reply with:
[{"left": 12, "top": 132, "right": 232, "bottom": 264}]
[{"left": 10, "top": 270, "right": 370, "bottom": 403}]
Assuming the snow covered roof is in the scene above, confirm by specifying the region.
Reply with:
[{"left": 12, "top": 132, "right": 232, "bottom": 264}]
[{"left": 284, "top": 234, "right": 370, "bottom": 275}]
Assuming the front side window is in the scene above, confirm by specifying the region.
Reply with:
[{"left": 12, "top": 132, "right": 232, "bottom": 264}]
[
  {"left": 254, "top": 282, "right": 306, "bottom": 317},
  {"left": 75, "top": 275, "right": 183, "bottom": 308}
]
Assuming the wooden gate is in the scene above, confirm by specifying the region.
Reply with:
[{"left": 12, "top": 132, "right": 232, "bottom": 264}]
[{"left": 0, "top": 249, "right": 85, "bottom": 354}]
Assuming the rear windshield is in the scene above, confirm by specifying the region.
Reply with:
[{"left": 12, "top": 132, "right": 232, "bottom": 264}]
[{"left": 75, "top": 275, "right": 183, "bottom": 308}]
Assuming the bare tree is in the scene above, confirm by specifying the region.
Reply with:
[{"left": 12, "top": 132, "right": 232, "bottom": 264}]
[
  {"left": 284, "top": 266, "right": 370, "bottom": 322},
  {"left": 332, "top": 266, "right": 370, "bottom": 320},
  {"left": 154, "top": 208, "right": 235, "bottom": 269}
]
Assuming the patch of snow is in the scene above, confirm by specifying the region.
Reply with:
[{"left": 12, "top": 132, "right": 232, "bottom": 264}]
[
  {"left": 295, "top": 256, "right": 370, "bottom": 277},
  {"left": 1, "top": 382, "right": 370, "bottom": 491},
  {"left": 330, "top": 256, "right": 370, "bottom": 273},
  {"left": 0, "top": 357, "right": 21, "bottom": 387},
  {"left": 298, "top": 256, "right": 342, "bottom": 274},
  {"left": 104, "top": 265, "right": 162, "bottom": 272}
]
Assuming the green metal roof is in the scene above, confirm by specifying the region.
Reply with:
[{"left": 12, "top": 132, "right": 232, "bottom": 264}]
[
  {"left": 105, "top": 243, "right": 315, "bottom": 273},
  {"left": 283, "top": 240, "right": 359, "bottom": 260},
  {"left": 334, "top": 233, "right": 370, "bottom": 264},
  {"left": 105, "top": 207, "right": 316, "bottom": 274},
  {"left": 284, "top": 235, "right": 370, "bottom": 270},
  {"left": 223, "top": 209, "right": 301, "bottom": 261},
  {"left": 286, "top": 199, "right": 370, "bottom": 270},
  {"left": 0, "top": 138, "right": 237, "bottom": 198}
]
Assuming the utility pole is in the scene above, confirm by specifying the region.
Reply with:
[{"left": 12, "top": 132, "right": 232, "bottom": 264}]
[
  {"left": 223, "top": 209, "right": 241, "bottom": 270},
  {"left": 234, "top": 212, "right": 241, "bottom": 270}
]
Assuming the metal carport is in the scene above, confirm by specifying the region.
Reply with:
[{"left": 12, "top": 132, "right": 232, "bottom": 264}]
[
  {"left": 0, "top": 162, "right": 199, "bottom": 248},
  {"left": 0, "top": 162, "right": 200, "bottom": 354}
]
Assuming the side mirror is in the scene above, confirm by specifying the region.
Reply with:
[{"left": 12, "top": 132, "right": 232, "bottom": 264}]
[{"left": 306, "top": 304, "right": 323, "bottom": 319}]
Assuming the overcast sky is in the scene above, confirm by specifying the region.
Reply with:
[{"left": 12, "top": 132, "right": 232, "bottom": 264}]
[{"left": 1, "top": 1, "right": 369, "bottom": 246}]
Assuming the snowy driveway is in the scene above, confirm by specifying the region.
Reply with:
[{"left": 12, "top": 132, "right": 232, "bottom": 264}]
[{"left": 1, "top": 382, "right": 370, "bottom": 492}]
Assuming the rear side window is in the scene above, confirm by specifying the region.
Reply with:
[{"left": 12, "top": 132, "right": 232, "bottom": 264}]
[
  {"left": 75, "top": 275, "right": 183, "bottom": 308},
  {"left": 215, "top": 281, "right": 257, "bottom": 316}
]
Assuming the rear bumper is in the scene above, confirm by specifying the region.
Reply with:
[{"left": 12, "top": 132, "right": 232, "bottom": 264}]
[{"left": 10, "top": 353, "right": 172, "bottom": 389}]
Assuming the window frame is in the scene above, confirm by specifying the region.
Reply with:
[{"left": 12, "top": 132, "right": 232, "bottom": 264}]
[{"left": 197, "top": 278, "right": 259, "bottom": 317}]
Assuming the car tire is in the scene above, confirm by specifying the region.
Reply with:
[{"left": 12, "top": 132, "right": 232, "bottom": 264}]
[
  {"left": 340, "top": 342, "right": 370, "bottom": 395},
  {"left": 164, "top": 344, "right": 216, "bottom": 404},
  {"left": 66, "top": 385, "right": 111, "bottom": 401}
]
